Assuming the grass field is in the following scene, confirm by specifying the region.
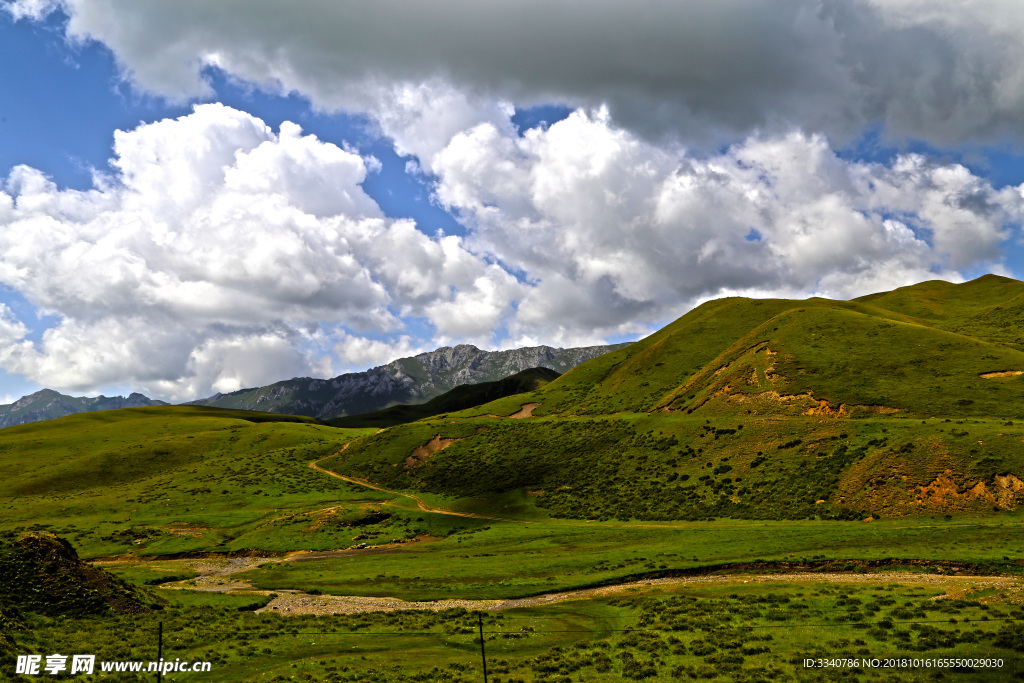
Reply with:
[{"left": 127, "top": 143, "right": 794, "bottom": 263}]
[
  {"left": 10, "top": 578, "right": 1024, "bottom": 681},
  {"left": 227, "top": 515, "right": 1024, "bottom": 601},
  {"left": 321, "top": 413, "right": 1024, "bottom": 523},
  {"left": 0, "top": 407, "right": 378, "bottom": 557},
  {"left": 4, "top": 276, "right": 1024, "bottom": 680}
]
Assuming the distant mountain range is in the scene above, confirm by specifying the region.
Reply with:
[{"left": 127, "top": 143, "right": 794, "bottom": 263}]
[
  {"left": 188, "top": 343, "right": 631, "bottom": 420},
  {"left": 0, "top": 389, "right": 167, "bottom": 428},
  {"left": 0, "top": 342, "right": 630, "bottom": 427}
]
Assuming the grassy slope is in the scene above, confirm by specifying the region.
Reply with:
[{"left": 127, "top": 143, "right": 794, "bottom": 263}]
[
  {"left": 476, "top": 274, "right": 1024, "bottom": 418},
  {"left": 323, "top": 275, "right": 1024, "bottom": 521},
  {"left": 0, "top": 407, "right": 380, "bottom": 557}
]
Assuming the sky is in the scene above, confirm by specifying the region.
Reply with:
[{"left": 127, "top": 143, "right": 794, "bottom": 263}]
[{"left": 1, "top": 0, "right": 1024, "bottom": 404}]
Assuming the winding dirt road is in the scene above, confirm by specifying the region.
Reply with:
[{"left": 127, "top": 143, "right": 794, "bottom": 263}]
[{"left": 309, "top": 454, "right": 537, "bottom": 524}]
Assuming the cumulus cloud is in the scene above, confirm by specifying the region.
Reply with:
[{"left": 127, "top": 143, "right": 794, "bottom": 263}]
[
  {"left": 0, "top": 304, "right": 28, "bottom": 346},
  {"left": 5, "top": 1, "right": 1024, "bottom": 399},
  {"left": 427, "top": 108, "right": 1024, "bottom": 343},
  {"left": 0, "top": 104, "right": 518, "bottom": 399},
  {"left": 332, "top": 332, "right": 426, "bottom": 372},
  {"left": 12, "top": 0, "right": 1024, "bottom": 147},
  {"left": 1, "top": 99, "right": 1020, "bottom": 399}
]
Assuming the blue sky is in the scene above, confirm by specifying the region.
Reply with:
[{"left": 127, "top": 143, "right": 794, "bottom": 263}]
[{"left": 1, "top": 1, "right": 1024, "bottom": 402}]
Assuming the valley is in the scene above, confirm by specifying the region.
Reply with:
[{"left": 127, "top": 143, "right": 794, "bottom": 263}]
[{"left": 3, "top": 275, "right": 1024, "bottom": 681}]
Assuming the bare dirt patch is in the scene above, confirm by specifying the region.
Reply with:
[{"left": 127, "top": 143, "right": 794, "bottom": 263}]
[
  {"left": 914, "top": 470, "right": 1024, "bottom": 511},
  {"left": 165, "top": 522, "right": 209, "bottom": 536},
  {"left": 158, "top": 556, "right": 282, "bottom": 592},
  {"left": 507, "top": 403, "right": 541, "bottom": 419},
  {"left": 404, "top": 434, "right": 461, "bottom": 469},
  {"left": 980, "top": 370, "right": 1024, "bottom": 378},
  {"left": 727, "top": 389, "right": 899, "bottom": 418}
]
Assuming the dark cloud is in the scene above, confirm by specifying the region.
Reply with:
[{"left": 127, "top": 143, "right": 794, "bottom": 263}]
[{"left": 13, "top": 0, "right": 1023, "bottom": 147}]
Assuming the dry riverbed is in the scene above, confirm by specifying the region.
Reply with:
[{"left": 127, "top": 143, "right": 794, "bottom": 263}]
[{"left": 96, "top": 553, "right": 1024, "bottom": 617}]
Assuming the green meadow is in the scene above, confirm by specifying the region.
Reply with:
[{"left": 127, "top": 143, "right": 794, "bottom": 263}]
[
  {"left": 4, "top": 276, "right": 1024, "bottom": 680},
  {"left": 214, "top": 512, "right": 1024, "bottom": 602},
  {"left": 9, "top": 580, "right": 1024, "bottom": 682},
  {"left": 0, "top": 407, "right": 379, "bottom": 557}
]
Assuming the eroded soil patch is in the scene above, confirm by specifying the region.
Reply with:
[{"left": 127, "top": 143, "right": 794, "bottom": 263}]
[
  {"left": 405, "top": 434, "right": 461, "bottom": 469},
  {"left": 508, "top": 403, "right": 541, "bottom": 419}
]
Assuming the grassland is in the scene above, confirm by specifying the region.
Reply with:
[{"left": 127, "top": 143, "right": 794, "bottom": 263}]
[
  {"left": 321, "top": 275, "right": 1024, "bottom": 523},
  {"left": 229, "top": 515, "right": 1024, "bottom": 601},
  {"left": 321, "top": 413, "right": 1024, "bottom": 523},
  {"left": 4, "top": 275, "right": 1024, "bottom": 680},
  {"left": 8, "top": 578, "right": 1024, "bottom": 681},
  {"left": 0, "top": 407, "right": 380, "bottom": 557}
]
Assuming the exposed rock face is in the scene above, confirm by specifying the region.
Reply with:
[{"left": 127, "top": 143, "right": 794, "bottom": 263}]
[
  {"left": 0, "top": 389, "right": 167, "bottom": 428},
  {"left": 189, "top": 342, "right": 631, "bottom": 420}
]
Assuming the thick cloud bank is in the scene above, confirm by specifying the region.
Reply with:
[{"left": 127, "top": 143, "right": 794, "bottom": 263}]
[
  {"left": 1, "top": 104, "right": 1020, "bottom": 399},
  {"left": 428, "top": 108, "right": 1023, "bottom": 342},
  {"left": 10, "top": 0, "right": 1024, "bottom": 146},
  {"left": 0, "top": 105, "right": 519, "bottom": 399}
]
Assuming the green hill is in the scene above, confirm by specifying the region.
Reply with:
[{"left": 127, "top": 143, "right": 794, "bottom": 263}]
[
  {"left": 469, "top": 274, "right": 1024, "bottom": 418},
  {"left": 321, "top": 275, "right": 1024, "bottom": 521},
  {"left": 327, "top": 367, "right": 560, "bottom": 428},
  {"left": 0, "top": 406, "right": 375, "bottom": 557},
  {"left": 0, "top": 532, "right": 157, "bottom": 662}
]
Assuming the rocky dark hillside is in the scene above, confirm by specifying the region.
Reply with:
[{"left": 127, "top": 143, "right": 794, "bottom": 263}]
[
  {"left": 0, "top": 389, "right": 166, "bottom": 428},
  {"left": 328, "top": 366, "right": 561, "bottom": 428},
  {"left": 0, "top": 533, "right": 152, "bottom": 617},
  {"left": 188, "top": 342, "right": 630, "bottom": 420}
]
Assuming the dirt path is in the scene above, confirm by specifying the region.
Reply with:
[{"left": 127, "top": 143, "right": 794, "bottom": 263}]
[{"left": 309, "top": 455, "right": 538, "bottom": 524}]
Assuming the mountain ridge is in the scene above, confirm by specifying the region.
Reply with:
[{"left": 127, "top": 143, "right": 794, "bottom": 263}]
[
  {"left": 0, "top": 342, "right": 630, "bottom": 428},
  {"left": 0, "top": 389, "right": 167, "bottom": 428},
  {"left": 187, "top": 342, "right": 631, "bottom": 420}
]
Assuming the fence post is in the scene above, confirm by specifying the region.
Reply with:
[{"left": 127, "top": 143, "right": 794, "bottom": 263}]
[
  {"left": 156, "top": 621, "right": 163, "bottom": 683},
  {"left": 478, "top": 612, "right": 488, "bottom": 683}
]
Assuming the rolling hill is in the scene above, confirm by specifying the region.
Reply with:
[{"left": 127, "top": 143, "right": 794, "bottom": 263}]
[
  {"left": 322, "top": 275, "right": 1024, "bottom": 521},
  {"left": 0, "top": 406, "right": 373, "bottom": 557}
]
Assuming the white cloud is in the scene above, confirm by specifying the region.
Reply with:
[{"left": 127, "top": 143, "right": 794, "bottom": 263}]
[
  {"left": 332, "top": 332, "right": 425, "bottom": 371},
  {"left": 2, "top": 100, "right": 1020, "bottom": 400},
  {"left": 0, "top": 104, "right": 519, "bottom": 399},
  {"left": 15, "top": 0, "right": 1024, "bottom": 147},
  {"left": 2, "top": 0, "right": 56, "bottom": 20},
  {"left": 426, "top": 109, "right": 1024, "bottom": 340},
  {"left": 5, "top": 2, "right": 1024, "bottom": 399},
  {"left": 0, "top": 304, "right": 28, "bottom": 345}
]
